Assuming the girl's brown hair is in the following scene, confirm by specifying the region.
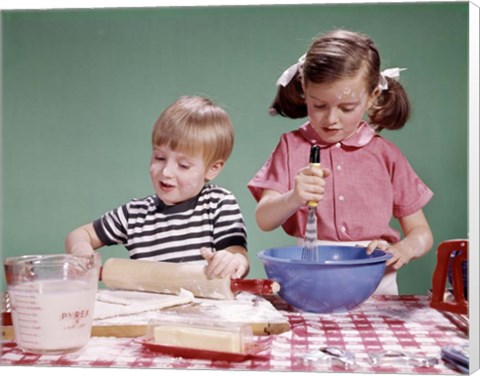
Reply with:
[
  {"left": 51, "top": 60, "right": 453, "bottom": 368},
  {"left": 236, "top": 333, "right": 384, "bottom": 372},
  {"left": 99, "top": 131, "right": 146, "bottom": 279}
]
[
  {"left": 152, "top": 96, "right": 234, "bottom": 167},
  {"left": 270, "top": 30, "right": 410, "bottom": 131}
]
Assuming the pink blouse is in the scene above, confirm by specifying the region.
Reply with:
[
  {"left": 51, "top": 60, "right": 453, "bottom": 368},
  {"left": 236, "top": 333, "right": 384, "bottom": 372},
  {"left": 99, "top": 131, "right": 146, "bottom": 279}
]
[{"left": 247, "top": 122, "right": 433, "bottom": 243}]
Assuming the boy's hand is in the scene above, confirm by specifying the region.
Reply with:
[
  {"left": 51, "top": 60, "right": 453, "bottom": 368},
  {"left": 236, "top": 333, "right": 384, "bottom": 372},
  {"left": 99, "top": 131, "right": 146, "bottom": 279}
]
[
  {"left": 200, "top": 247, "right": 248, "bottom": 279},
  {"left": 65, "top": 223, "right": 104, "bottom": 256},
  {"left": 69, "top": 242, "right": 96, "bottom": 256}
]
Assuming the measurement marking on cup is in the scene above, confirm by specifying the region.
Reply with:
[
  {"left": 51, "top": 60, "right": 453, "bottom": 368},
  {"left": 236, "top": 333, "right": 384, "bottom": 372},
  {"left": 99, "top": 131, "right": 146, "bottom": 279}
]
[
  {"left": 18, "top": 318, "right": 37, "bottom": 324},
  {"left": 15, "top": 298, "right": 37, "bottom": 305},
  {"left": 9, "top": 280, "right": 98, "bottom": 352},
  {"left": 19, "top": 332, "right": 38, "bottom": 339},
  {"left": 19, "top": 340, "right": 38, "bottom": 346},
  {"left": 5, "top": 254, "right": 100, "bottom": 353}
]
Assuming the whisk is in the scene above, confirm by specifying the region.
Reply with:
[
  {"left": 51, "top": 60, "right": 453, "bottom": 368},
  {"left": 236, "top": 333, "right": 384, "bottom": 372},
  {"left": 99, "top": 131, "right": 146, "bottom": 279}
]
[{"left": 302, "top": 144, "right": 321, "bottom": 261}]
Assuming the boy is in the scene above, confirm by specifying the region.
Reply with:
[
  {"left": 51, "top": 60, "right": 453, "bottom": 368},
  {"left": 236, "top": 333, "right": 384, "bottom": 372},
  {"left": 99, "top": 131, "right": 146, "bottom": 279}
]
[{"left": 66, "top": 96, "right": 249, "bottom": 279}]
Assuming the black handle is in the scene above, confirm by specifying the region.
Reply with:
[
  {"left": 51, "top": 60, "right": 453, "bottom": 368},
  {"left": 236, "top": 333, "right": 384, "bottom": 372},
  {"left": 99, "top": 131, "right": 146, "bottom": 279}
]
[{"left": 309, "top": 144, "right": 320, "bottom": 164}]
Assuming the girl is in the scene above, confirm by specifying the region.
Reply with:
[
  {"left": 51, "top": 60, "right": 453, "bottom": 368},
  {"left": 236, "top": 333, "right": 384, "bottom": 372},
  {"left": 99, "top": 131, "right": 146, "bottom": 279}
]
[{"left": 248, "top": 30, "right": 433, "bottom": 294}]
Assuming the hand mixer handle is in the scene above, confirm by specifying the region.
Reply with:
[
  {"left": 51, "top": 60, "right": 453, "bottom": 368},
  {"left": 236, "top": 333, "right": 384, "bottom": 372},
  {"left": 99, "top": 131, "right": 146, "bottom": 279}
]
[
  {"left": 308, "top": 144, "right": 321, "bottom": 208},
  {"left": 309, "top": 144, "right": 320, "bottom": 165}
]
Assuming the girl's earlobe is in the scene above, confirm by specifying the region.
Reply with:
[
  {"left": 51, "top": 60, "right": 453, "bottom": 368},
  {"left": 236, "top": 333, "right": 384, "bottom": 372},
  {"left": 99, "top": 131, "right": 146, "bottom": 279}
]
[{"left": 368, "top": 88, "right": 381, "bottom": 108}]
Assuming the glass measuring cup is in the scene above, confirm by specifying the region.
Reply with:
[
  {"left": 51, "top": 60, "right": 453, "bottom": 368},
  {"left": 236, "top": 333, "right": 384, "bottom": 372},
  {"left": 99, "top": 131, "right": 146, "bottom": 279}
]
[{"left": 4, "top": 253, "right": 101, "bottom": 354}]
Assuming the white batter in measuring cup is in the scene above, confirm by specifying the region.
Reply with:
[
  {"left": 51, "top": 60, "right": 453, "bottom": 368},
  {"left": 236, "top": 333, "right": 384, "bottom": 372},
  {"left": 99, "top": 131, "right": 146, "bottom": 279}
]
[{"left": 4, "top": 253, "right": 101, "bottom": 354}]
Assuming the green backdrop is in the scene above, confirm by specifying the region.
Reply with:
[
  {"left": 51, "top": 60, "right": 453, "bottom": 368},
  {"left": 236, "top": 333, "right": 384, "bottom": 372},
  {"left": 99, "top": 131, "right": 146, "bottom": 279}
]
[{"left": 1, "top": 3, "right": 469, "bottom": 294}]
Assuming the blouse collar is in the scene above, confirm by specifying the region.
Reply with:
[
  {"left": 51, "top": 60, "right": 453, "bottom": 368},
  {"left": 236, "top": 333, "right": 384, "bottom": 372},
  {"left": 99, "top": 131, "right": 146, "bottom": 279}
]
[{"left": 299, "top": 121, "right": 377, "bottom": 148}]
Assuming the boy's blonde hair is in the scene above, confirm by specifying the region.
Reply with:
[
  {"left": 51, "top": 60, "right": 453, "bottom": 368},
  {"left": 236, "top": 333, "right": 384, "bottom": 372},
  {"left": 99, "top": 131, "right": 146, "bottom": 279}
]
[{"left": 152, "top": 96, "right": 234, "bottom": 168}]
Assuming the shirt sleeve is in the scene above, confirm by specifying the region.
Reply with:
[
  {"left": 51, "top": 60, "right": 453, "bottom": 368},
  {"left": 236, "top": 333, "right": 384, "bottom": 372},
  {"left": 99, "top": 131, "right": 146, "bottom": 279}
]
[
  {"left": 247, "top": 133, "right": 292, "bottom": 202},
  {"left": 390, "top": 149, "right": 434, "bottom": 218},
  {"left": 212, "top": 192, "right": 248, "bottom": 251},
  {"left": 93, "top": 203, "right": 130, "bottom": 246}
]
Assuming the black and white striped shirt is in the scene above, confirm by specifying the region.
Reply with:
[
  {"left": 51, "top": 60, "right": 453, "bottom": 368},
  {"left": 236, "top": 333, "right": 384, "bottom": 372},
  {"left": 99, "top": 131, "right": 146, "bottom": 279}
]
[{"left": 93, "top": 184, "right": 247, "bottom": 262}]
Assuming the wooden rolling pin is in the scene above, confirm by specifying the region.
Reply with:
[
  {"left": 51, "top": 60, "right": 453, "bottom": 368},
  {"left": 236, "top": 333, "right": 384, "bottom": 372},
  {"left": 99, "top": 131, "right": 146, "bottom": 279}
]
[{"left": 101, "top": 258, "right": 280, "bottom": 300}]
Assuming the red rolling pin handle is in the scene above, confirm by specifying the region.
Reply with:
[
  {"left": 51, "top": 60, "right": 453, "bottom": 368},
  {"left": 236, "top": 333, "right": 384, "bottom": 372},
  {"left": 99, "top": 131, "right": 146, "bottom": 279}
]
[
  {"left": 2, "top": 312, "right": 12, "bottom": 326},
  {"left": 230, "top": 279, "right": 280, "bottom": 295}
]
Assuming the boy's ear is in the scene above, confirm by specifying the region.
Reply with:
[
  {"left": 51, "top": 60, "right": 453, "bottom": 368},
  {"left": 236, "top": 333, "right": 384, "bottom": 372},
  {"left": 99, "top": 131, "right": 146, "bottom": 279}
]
[{"left": 205, "top": 160, "right": 225, "bottom": 181}]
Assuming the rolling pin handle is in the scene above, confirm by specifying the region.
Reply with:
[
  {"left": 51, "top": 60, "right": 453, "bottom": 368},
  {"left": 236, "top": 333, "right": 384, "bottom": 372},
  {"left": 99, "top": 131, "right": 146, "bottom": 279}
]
[{"left": 230, "top": 279, "right": 280, "bottom": 295}]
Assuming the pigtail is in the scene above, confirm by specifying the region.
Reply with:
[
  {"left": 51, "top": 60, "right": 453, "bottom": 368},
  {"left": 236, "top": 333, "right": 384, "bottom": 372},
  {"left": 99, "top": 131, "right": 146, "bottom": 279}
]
[
  {"left": 268, "top": 72, "right": 307, "bottom": 119},
  {"left": 270, "top": 29, "right": 412, "bottom": 130},
  {"left": 369, "top": 77, "right": 410, "bottom": 132}
]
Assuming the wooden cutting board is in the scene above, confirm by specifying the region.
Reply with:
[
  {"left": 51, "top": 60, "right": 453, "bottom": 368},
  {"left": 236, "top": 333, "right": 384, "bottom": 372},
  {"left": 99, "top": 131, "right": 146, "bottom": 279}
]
[{"left": 2, "top": 291, "right": 290, "bottom": 340}]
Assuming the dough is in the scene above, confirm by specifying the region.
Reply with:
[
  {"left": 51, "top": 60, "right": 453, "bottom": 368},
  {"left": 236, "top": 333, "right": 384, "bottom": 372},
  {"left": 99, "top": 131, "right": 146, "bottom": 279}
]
[{"left": 93, "top": 289, "right": 194, "bottom": 320}]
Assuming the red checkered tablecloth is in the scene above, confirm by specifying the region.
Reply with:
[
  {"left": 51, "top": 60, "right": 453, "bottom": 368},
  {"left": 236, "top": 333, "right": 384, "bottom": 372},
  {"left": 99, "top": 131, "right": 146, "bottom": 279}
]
[{"left": 0, "top": 295, "right": 468, "bottom": 373}]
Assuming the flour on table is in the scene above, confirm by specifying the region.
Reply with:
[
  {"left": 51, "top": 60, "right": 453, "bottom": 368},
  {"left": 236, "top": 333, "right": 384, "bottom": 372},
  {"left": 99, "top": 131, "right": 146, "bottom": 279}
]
[
  {"left": 93, "top": 289, "right": 194, "bottom": 320},
  {"left": 93, "top": 291, "right": 287, "bottom": 329}
]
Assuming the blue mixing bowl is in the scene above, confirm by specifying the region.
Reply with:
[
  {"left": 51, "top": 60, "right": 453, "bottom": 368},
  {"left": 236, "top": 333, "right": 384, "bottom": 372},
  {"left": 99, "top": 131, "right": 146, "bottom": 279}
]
[{"left": 257, "top": 245, "right": 392, "bottom": 313}]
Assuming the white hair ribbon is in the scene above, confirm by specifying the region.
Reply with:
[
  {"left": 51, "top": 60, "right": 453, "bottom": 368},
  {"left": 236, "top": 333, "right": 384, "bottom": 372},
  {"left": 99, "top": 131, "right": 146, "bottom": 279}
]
[
  {"left": 276, "top": 54, "right": 306, "bottom": 87},
  {"left": 378, "top": 67, "right": 407, "bottom": 91}
]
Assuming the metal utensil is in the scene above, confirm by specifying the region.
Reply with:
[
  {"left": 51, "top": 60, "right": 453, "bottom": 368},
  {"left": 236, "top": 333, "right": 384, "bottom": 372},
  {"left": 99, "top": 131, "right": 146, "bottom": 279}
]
[
  {"left": 441, "top": 345, "right": 469, "bottom": 374},
  {"left": 301, "top": 346, "right": 356, "bottom": 369},
  {"left": 302, "top": 144, "right": 321, "bottom": 261},
  {"left": 369, "top": 350, "right": 439, "bottom": 368}
]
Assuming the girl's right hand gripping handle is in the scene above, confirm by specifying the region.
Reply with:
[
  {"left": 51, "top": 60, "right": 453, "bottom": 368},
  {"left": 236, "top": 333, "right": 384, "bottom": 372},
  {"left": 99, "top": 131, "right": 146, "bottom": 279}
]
[{"left": 308, "top": 144, "right": 321, "bottom": 207}]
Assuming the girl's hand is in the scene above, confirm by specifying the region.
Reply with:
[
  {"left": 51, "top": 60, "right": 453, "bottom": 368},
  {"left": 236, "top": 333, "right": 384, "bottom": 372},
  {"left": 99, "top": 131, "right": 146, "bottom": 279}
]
[
  {"left": 366, "top": 210, "right": 433, "bottom": 271},
  {"left": 292, "top": 165, "right": 331, "bottom": 207},
  {"left": 366, "top": 240, "right": 416, "bottom": 270},
  {"left": 254, "top": 165, "right": 331, "bottom": 232},
  {"left": 200, "top": 247, "right": 249, "bottom": 279}
]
